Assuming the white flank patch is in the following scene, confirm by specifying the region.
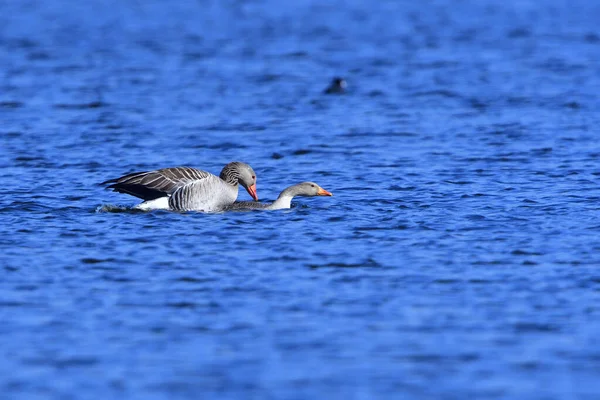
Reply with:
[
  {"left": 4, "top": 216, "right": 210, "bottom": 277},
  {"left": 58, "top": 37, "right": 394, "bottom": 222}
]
[{"left": 134, "top": 197, "right": 170, "bottom": 210}]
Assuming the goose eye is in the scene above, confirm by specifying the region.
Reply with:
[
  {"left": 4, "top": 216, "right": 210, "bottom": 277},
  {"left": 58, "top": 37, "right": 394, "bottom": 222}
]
[
  {"left": 252, "top": 176, "right": 255, "bottom": 180},
  {"left": 311, "top": 184, "right": 315, "bottom": 188}
]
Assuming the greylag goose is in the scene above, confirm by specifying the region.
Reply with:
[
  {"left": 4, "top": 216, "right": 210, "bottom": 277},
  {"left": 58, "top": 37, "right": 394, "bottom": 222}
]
[
  {"left": 102, "top": 162, "right": 258, "bottom": 212},
  {"left": 225, "top": 182, "right": 332, "bottom": 211}
]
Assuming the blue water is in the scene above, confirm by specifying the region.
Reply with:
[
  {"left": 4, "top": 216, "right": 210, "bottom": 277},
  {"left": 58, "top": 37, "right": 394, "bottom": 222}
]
[{"left": 2, "top": 0, "right": 600, "bottom": 398}]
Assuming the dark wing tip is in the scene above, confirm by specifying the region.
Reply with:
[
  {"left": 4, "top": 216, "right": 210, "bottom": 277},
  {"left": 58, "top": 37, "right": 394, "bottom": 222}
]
[{"left": 99, "top": 179, "right": 117, "bottom": 187}]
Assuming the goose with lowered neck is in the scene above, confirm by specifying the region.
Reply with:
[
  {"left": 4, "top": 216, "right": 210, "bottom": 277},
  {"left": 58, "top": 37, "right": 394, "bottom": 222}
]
[{"left": 225, "top": 182, "right": 332, "bottom": 211}]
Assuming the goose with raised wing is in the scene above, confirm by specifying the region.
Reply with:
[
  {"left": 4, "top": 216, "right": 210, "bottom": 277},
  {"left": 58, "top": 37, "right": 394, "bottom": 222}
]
[
  {"left": 225, "top": 182, "right": 332, "bottom": 211},
  {"left": 102, "top": 162, "right": 258, "bottom": 212}
]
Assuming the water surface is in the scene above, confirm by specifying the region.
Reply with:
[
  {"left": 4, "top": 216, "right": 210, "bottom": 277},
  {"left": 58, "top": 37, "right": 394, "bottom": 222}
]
[{"left": 1, "top": 0, "right": 600, "bottom": 399}]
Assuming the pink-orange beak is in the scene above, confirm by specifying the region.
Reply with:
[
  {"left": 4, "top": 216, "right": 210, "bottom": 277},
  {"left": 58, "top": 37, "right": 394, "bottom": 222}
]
[
  {"left": 246, "top": 184, "right": 258, "bottom": 201},
  {"left": 317, "top": 187, "right": 333, "bottom": 196}
]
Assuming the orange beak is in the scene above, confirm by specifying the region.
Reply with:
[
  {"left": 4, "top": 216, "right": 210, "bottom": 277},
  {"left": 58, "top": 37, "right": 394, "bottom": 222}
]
[
  {"left": 317, "top": 187, "right": 333, "bottom": 196},
  {"left": 246, "top": 183, "right": 258, "bottom": 201}
]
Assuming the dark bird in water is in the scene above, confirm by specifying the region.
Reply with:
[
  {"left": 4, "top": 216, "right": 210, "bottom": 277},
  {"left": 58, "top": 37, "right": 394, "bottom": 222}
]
[{"left": 323, "top": 77, "right": 347, "bottom": 94}]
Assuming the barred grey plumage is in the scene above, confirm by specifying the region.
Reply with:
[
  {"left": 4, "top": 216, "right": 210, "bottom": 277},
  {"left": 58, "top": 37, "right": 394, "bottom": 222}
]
[{"left": 167, "top": 178, "right": 230, "bottom": 211}]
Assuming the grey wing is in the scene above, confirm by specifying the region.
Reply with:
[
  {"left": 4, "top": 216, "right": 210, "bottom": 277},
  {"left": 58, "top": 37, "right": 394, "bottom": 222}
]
[{"left": 103, "top": 167, "right": 212, "bottom": 200}]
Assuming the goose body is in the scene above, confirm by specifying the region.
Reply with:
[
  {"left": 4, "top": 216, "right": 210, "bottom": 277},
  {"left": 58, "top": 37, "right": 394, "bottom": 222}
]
[
  {"left": 225, "top": 182, "right": 332, "bottom": 211},
  {"left": 102, "top": 162, "right": 258, "bottom": 212}
]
